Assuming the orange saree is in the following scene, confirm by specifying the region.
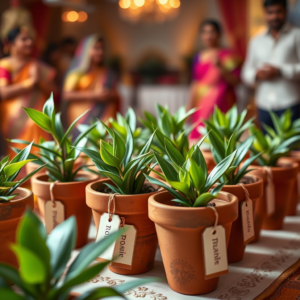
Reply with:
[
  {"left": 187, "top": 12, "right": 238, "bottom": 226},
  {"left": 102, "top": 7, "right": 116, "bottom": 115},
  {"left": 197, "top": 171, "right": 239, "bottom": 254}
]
[{"left": 0, "top": 58, "right": 55, "bottom": 156}]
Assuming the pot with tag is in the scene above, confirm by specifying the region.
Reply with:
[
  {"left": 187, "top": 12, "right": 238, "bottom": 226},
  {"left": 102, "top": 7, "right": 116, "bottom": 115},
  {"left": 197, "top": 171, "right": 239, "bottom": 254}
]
[
  {"left": 217, "top": 175, "right": 263, "bottom": 263},
  {"left": 0, "top": 187, "right": 34, "bottom": 268},
  {"left": 31, "top": 172, "right": 98, "bottom": 248},
  {"left": 247, "top": 160, "right": 298, "bottom": 230},
  {"left": 86, "top": 178, "right": 158, "bottom": 275},
  {"left": 149, "top": 190, "right": 238, "bottom": 295}
]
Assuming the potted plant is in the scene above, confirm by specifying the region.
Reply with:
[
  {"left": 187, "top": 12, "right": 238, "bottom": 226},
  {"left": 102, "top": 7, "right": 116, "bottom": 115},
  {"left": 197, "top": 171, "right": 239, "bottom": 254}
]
[
  {"left": 0, "top": 210, "right": 155, "bottom": 299},
  {"left": 145, "top": 137, "right": 239, "bottom": 295},
  {"left": 266, "top": 110, "right": 300, "bottom": 216},
  {"left": 78, "top": 121, "right": 159, "bottom": 275},
  {"left": 203, "top": 105, "right": 254, "bottom": 171},
  {"left": 249, "top": 123, "right": 300, "bottom": 231},
  {"left": 206, "top": 131, "right": 263, "bottom": 262},
  {"left": 10, "top": 94, "right": 99, "bottom": 248},
  {"left": 0, "top": 143, "right": 45, "bottom": 268}
]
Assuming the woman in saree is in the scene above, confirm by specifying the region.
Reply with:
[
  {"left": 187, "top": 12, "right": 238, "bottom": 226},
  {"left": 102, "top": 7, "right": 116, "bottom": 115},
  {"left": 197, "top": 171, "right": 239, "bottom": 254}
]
[
  {"left": 188, "top": 19, "right": 242, "bottom": 141},
  {"left": 62, "top": 35, "right": 119, "bottom": 137},
  {"left": 0, "top": 26, "right": 57, "bottom": 156}
]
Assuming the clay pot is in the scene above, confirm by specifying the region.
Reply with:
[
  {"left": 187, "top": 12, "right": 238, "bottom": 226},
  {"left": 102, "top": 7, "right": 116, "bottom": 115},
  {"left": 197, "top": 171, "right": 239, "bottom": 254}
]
[
  {"left": 0, "top": 188, "right": 34, "bottom": 268},
  {"left": 202, "top": 150, "right": 216, "bottom": 172},
  {"left": 284, "top": 152, "right": 300, "bottom": 216},
  {"left": 248, "top": 160, "right": 298, "bottom": 230},
  {"left": 149, "top": 190, "right": 238, "bottom": 295},
  {"left": 219, "top": 175, "right": 263, "bottom": 263},
  {"left": 86, "top": 179, "right": 158, "bottom": 275},
  {"left": 32, "top": 172, "right": 98, "bottom": 248}
]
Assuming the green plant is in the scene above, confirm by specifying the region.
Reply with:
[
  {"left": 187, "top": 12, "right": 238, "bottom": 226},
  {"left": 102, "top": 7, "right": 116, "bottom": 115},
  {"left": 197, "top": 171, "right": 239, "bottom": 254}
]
[
  {"left": 0, "top": 143, "right": 45, "bottom": 202},
  {"left": 266, "top": 109, "right": 300, "bottom": 141},
  {"left": 250, "top": 124, "right": 300, "bottom": 167},
  {"left": 207, "top": 131, "right": 262, "bottom": 185},
  {"left": 139, "top": 104, "right": 196, "bottom": 155},
  {"left": 0, "top": 210, "right": 155, "bottom": 299},
  {"left": 77, "top": 121, "right": 156, "bottom": 195},
  {"left": 109, "top": 108, "right": 149, "bottom": 154},
  {"left": 9, "top": 93, "right": 97, "bottom": 182},
  {"left": 204, "top": 106, "right": 254, "bottom": 142},
  {"left": 145, "top": 135, "right": 237, "bottom": 207}
]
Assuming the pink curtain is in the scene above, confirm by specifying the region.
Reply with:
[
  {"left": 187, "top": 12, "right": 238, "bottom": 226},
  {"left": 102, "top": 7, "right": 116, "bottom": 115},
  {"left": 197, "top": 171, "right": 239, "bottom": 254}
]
[{"left": 217, "top": 0, "right": 248, "bottom": 58}]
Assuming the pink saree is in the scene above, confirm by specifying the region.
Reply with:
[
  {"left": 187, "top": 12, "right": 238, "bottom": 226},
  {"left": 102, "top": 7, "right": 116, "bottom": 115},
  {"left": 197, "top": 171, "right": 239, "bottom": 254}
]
[{"left": 190, "top": 49, "right": 241, "bottom": 140}]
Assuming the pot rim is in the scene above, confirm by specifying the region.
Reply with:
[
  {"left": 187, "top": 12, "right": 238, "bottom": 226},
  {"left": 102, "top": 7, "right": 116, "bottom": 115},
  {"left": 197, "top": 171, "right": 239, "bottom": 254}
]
[
  {"left": 222, "top": 174, "right": 263, "bottom": 188},
  {"left": 149, "top": 190, "right": 237, "bottom": 212},
  {"left": 32, "top": 171, "right": 98, "bottom": 186},
  {"left": 0, "top": 187, "right": 33, "bottom": 206},
  {"left": 86, "top": 178, "right": 159, "bottom": 197},
  {"left": 250, "top": 160, "right": 298, "bottom": 171}
]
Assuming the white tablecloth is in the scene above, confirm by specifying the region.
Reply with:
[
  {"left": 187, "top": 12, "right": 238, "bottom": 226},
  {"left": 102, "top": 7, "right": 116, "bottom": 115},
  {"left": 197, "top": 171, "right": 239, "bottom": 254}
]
[{"left": 72, "top": 205, "right": 300, "bottom": 300}]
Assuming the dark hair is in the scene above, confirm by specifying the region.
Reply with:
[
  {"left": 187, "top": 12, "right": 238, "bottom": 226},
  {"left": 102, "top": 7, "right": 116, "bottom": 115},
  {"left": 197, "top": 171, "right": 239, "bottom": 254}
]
[
  {"left": 263, "top": 0, "right": 287, "bottom": 9},
  {"left": 7, "top": 27, "right": 21, "bottom": 43},
  {"left": 42, "top": 43, "right": 60, "bottom": 65},
  {"left": 200, "top": 19, "right": 222, "bottom": 35},
  {"left": 61, "top": 37, "right": 77, "bottom": 47}
]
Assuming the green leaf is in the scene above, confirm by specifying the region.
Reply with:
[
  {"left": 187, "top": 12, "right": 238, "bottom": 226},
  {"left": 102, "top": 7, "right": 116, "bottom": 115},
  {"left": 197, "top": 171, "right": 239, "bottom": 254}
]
[
  {"left": 100, "top": 141, "right": 121, "bottom": 169},
  {"left": 210, "top": 182, "right": 226, "bottom": 196},
  {"left": 172, "top": 199, "right": 192, "bottom": 207},
  {"left": 234, "top": 135, "right": 255, "bottom": 167},
  {"left": 0, "top": 288, "right": 26, "bottom": 300},
  {"left": 126, "top": 107, "right": 136, "bottom": 133},
  {"left": 11, "top": 244, "right": 46, "bottom": 284},
  {"left": 165, "top": 139, "right": 185, "bottom": 168},
  {"left": 194, "top": 193, "right": 215, "bottom": 207},
  {"left": 154, "top": 153, "right": 178, "bottom": 182},
  {"left": 23, "top": 107, "right": 52, "bottom": 133},
  {"left": 225, "top": 133, "right": 236, "bottom": 157},
  {"left": 123, "top": 124, "right": 134, "bottom": 167},
  {"left": 66, "top": 229, "right": 125, "bottom": 281},
  {"left": 0, "top": 195, "right": 17, "bottom": 201},
  {"left": 47, "top": 216, "right": 76, "bottom": 280},
  {"left": 270, "top": 111, "right": 282, "bottom": 135},
  {"left": 75, "top": 287, "right": 124, "bottom": 300},
  {"left": 167, "top": 181, "right": 190, "bottom": 195},
  {"left": 3, "top": 160, "right": 34, "bottom": 178},
  {"left": 189, "top": 158, "right": 205, "bottom": 191}
]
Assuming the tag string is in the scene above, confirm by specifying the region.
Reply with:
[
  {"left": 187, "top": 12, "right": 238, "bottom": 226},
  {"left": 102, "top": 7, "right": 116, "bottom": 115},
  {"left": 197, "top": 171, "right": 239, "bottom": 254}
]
[
  {"left": 108, "top": 193, "right": 119, "bottom": 221},
  {"left": 50, "top": 181, "right": 58, "bottom": 208},
  {"left": 238, "top": 183, "right": 251, "bottom": 203},
  {"left": 263, "top": 166, "right": 274, "bottom": 187},
  {"left": 207, "top": 206, "right": 218, "bottom": 233}
]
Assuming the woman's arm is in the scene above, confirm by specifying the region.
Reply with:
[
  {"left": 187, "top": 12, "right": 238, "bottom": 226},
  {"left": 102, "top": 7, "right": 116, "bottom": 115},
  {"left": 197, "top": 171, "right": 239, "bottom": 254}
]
[
  {"left": 215, "top": 59, "right": 240, "bottom": 86},
  {"left": 63, "top": 89, "right": 118, "bottom": 102},
  {"left": 0, "top": 78, "right": 35, "bottom": 100}
]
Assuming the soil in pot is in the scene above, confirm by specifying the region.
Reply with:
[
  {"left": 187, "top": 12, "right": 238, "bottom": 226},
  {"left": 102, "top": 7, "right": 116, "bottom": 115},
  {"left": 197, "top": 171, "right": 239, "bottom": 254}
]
[
  {"left": 219, "top": 175, "right": 263, "bottom": 263},
  {"left": 149, "top": 190, "right": 238, "bottom": 295},
  {"left": 284, "top": 152, "right": 300, "bottom": 216},
  {"left": 32, "top": 171, "right": 98, "bottom": 248},
  {"left": 86, "top": 179, "right": 158, "bottom": 275},
  {"left": 248, "top": 160, "right": 298, "bottom": 230},
  {"left": 0, "top": 188, "right": 34, "bottom": 268}
]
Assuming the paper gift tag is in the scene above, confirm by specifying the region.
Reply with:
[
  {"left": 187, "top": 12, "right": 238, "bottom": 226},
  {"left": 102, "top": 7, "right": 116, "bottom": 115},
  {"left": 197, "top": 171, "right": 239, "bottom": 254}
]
[
  {"left": 45, "top": 201, "right": 65, "bottom": 234},
  {"left": 111, "top": 225, "right": 137, "bottom": 270},
  {"left": 241, "top": 199, "right": 255, "bottom": 244},
  {"left": 96, "top": 213, "right": 121, "bottom": 260},
  {"left": 202, "top": 225, "right": 228, "bottom": 280},
  {"left": 266, "top": 183, "right": 275, "bottom": 216}
]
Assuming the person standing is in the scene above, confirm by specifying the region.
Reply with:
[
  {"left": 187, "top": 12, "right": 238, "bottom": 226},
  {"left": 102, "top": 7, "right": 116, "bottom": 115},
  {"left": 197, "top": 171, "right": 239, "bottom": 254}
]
[
  {"left": 188, "top": 19, "right": 241, "bottom": 141},
  {"left": 242, "top": 0, "right": 300, "bottom": 130},
  {"left": 0, "top": 27, "right": 56, "bottom": 156}
]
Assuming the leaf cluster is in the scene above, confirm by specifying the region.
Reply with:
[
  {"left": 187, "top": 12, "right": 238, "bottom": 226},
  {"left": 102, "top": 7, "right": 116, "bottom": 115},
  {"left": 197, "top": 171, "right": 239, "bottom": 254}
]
[
  {"left": 145, "top": 134, "right": 237, "bottom": 207},
  {"left": 139, "top": 104, "right": 197, "bottom": 155},
  {"left": 0, "top": 210, "right": 154, "bottom": 300},
  {"left": 77, "top": 121, "right": 156, "bottom": 195},
  {"left": 10, "top": 93, "right": 97, "bottom": 182},
  {"left": 0, "top": 143, "right": 45, "bottom": 202}
]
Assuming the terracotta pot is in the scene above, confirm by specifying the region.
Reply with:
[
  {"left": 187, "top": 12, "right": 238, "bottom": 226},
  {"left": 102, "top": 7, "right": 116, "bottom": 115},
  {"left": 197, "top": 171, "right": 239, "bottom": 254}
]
[
  {"left": 32, "top": 172, "right": 98, "bottom": 248},
  {"left": 248, "top": 160, "right": 298, "bottom": 230},
  {"left": 0, "top": 188, "right": 34, "bottom": 268},
  {"left": 86, "top": 179, "right": 158, "bottom": 275},
  {"left": 149, "top": 190, "right": 238, "bottom": 295},
  {"left": 284, "top": 152, "right": 300, "bottom": 216},
  {"left": 202, "top": 150, "right": 216, "bottom": 172},
  {"left": 219, "top": 175, "right": 263, "bottom": 263}
]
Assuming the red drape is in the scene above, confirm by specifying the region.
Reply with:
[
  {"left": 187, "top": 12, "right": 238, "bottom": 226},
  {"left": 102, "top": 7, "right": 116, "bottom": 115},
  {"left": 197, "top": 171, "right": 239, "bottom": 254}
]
[
  {"left": 27, "top": 1, "right": 52, "bottom": 57},
  {"left": 217, "top": 0, "right": 248, "bottom": 58}
]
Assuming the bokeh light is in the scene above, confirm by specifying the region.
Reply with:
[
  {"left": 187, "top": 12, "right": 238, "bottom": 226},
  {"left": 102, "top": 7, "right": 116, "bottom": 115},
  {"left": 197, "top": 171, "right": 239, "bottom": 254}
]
[
  {"left": 158, "top": 0, "right": 168, "bottom": 4},
  {"left": 61, "top": 11, "right": 68, "bottom": 22},
  {"left": 78, "top": 11, "right": 88, "bottom": 22},
  {"left": 66, "top": 11, "right": 78, "bottom": 22},
  {"left": 119, "top": 0, "right": 131, "bottom": 9},
  {"left": 134, "top": 0, "right": 145, "bottom": 7},
  {"left": 170, "top": 0, "right": 180, "bottom": 8}
]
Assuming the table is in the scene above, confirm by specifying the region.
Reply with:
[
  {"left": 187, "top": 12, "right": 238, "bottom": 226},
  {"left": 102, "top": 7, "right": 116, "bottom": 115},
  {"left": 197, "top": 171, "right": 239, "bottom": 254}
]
[{"left": 72, "top": 205, "right": 300, "bottom": 300}]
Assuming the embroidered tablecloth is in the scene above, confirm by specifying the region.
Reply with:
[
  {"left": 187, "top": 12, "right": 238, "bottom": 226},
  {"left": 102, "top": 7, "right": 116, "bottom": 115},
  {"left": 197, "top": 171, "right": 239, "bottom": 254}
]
[{"left": 72, "top": 206, "right": 300, "bottom": 300}]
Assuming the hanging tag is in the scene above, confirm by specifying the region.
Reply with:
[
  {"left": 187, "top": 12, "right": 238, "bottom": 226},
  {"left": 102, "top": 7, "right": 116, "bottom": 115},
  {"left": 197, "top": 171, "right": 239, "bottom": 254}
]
[
  {"left": 203, "top": 225, "right": 228, "bottom": 279},
  {"left": 241, "top": 199, "right": 255, "bottom": 244},
  {"left": 111, "top": 224, "right": 137, "bottom": 270},
  {"left": 297, "top": 173, "right": 300, "bottom": 198},
  {"left": 266, "top": 182, "right": 275, "bottom": 216},
  {"left": 45, "top": 201, "right": 65, "bottom": 234},
  {"left": 96, "top": 213, "right": 121, "bottom": 260}
]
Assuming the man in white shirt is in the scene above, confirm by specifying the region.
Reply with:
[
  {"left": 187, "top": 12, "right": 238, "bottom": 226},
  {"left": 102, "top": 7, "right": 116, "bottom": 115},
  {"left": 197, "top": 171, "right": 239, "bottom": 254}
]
[{"left": 242, "top": 0, "right": 300, "bottom": 131}]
